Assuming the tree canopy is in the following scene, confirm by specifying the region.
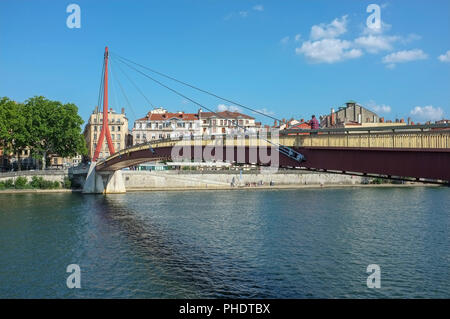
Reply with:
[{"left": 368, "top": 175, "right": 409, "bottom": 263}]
[{"left": 0, "top": 96, "right": 87, "bottom": 169}]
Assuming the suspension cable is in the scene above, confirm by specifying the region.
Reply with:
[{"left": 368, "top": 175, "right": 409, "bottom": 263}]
[
  {"left": 110, "top": 51, "right": 283, "bottom": 123},
  {"left": 109, "top": 58, "right": 138, "bottom": 123},
  {"left": 113, "top": 57, "right": 156, "bottom": 109},
  {"left": 110, "top": 54, "right": 305, "bottom": 163},
  {"left": 96, "top": 56, "right": 105, "bottom": 123}
]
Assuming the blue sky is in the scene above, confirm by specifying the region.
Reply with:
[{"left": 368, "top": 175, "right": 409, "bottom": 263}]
[{"left": 1, "top": 0, "right": 449, "bottom": 128}]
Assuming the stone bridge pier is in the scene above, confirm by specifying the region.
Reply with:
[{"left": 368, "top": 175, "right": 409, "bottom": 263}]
[{"left": 82, "top": 162, "right": 126, "bottom": 194}]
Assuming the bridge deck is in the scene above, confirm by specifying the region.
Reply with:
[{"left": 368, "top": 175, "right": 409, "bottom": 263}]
[{"left": 95, "top": 126, "right": 450, "bottom": 182}]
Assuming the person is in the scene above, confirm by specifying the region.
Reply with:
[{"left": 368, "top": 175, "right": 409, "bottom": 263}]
[{"left": 309, "top": 115, "right": 319, "bottom": 134}]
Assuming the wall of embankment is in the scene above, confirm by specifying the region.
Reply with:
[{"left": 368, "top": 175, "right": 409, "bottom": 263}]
[{"left": 122, "top": 170, "right": 364, "bottom": 190}]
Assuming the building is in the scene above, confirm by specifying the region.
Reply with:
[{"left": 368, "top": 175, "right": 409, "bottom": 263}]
[
  {"left": 48, "top": 154, "right": 83, "bottom": 169},
  {"left": 84, "top": 107, "right": 129, "bottom": 160},
  {"left": 320, "top": 101, "right": 382, "bottom": 128},
  {"left": 132, "top": 107, "right": 258, "bottom": 145},
  {"left": 198, "top": 109, "right": 257, "bottom": 135},
  {"left": 132, "top": 107, "right": 200, "bottom": 144}
]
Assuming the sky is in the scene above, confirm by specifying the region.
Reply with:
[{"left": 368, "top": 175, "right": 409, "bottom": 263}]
[{"left": 1, "top": 0, "right": 449, "bottom": 128}]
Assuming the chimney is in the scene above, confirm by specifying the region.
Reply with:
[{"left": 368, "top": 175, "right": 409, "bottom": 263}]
[
  {"left": 400, "top": 118, "right": 405, "bottom": 123},
  {"left": 300, "top": 118, "right": 304, "bottom": 123},
  {"left": 380, "top": 117, "right": 384, "bottom": 123},
  {"left": 407, "top": 117, "right": 411, "bottom": 125},
  {"left": 121, "top": 107, "right": 125, "bottom": 114}
]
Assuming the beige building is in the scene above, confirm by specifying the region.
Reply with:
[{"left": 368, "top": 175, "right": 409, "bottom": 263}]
[
  {"left": 84, "top": 107, "right": 129, "bottom": 160},
  {"left": 199, "top": 109, "right": 257, "bottom": 135},
  {"left": 132, "top": 107, "right": 258, "bottom": 145}
]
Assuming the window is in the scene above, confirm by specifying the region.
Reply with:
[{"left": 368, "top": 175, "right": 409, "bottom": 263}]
[
  {"left": 111, "top": 126, "right": 115, "bottom": 131},
  {"left": 117, "top": 134, "right": 121, "bottom": 140},
  {"left": 94, "top": 126, "right": 97, "bottom": 131},
  {"left": 112, "top": 134, "right": 115, "bottom": 140},
  {"left": 136, "top": 134, "right": 140, "bottom": 139},
  {"left": 143, "top": 134, "right": 146, "bottom": 140},
  {"left": 118, "top": 126, "right": 121, "bottom": 131},
  {"left": 117, "top": 143, "right": 120, "bottom": 149},
  {"left": 94, "top": 133, "right": 97, "bottom": 140}
]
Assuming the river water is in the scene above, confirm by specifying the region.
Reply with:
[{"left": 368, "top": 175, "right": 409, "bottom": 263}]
[{"left": 0, "top": 187, "right": 449, "bottom": 298}]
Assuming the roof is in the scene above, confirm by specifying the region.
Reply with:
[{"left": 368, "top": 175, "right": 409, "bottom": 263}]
[
  {"left": 136, "top": 109, "right": 255, "bottom": 121},
  {"left": 137, "top": 112, "right": 199, "bottom": 121},
  {"left": 200, "top": 110, "right": 255, "bottom": 120}
]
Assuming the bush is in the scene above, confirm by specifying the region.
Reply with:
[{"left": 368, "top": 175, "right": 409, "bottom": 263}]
[
  {"left": 63, "top": 177, "right": 72, "bottom": 189},
  {"left": 4, "top": 179, "right": 14, "bottom": 189},
  {"left": 14, "top": 177, "right": 28, "bottom": 189},
  {"left": 29, "top": 176, "right": 43, "bottom": 189},
  {"left": 0, "top": 182, "right": 5, "bottom": 190},
  {"left": 28, "top": 176, "right": 60, "bottom": 189}
]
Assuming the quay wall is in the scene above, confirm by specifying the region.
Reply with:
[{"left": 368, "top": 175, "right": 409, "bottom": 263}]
[
  {"left": 122, "top": 170, "right": 364, "bottom": 190},
  {"left": 0, "top": 170, "right": 68, "bottom": 183}
]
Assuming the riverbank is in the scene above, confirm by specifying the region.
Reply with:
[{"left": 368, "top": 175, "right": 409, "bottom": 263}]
[
  {"left": 0, "top": 189, "right": 81, "bottom": 194},
  {"left": 0, "top": 182, "right": 441, "bottom": 194},
  {"left": 123, "top": 182, "right": 441, "bottom": 192}
]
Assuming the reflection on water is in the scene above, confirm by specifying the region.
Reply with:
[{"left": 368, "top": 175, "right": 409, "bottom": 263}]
[{"left": 0, "top": 187, "right": 449, "bottom": 298}]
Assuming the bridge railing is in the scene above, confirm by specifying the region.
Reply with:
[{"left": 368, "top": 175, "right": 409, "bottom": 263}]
[
  {"left": 290, "top": 130, "right": 449, "bottom": 149},
  {"left": 97, "top": 125, "right": 450, "bottom": 164}
]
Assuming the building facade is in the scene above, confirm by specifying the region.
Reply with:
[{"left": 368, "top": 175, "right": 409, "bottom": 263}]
[
  {"left": 132, "top": 107, "right": 258, "bottom": 145},
  {"left": 84, "top": 107, "right": 129, "bottom": 160},
  {"left": 320, "top": 101, "right": 381, "bottom": 128}
]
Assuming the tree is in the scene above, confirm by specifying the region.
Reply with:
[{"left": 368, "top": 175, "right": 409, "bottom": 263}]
[
  {"left": 0, "top": 97, "right": 30, "bottom": 170},
  {"left": 24, "top": 96, "right": 87, "bottom": 169}
]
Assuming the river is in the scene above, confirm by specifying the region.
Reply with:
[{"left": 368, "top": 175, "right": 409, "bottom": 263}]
[{"left": 0, "top": 187, "right": 449, "bottom": 298}]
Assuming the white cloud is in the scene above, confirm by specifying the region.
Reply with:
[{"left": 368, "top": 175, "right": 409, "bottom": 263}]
[
  {"left": 280, "top": 36, "right": 290, "bottom": 45},
  {"left": 438, "top": 50, "right": 450, "bottom": 63},
  {"left": 410, "top": 105, "right": 444, "bottom": 121},
  {"left": 382, "top": 49, "right": 428, "bottom": 67},
  {"left": 354, "top": 35, "right": 399, "bottom": 53},
  {"left": 252, "top": 5, "right": 264, "bottom": 12},
  {"left": 294, "top": 34, "right": 301, "bottom": 42},
  {"left": 367, "top": 101, "right": 392, "bottom": 113},
  {"left": 255, "top": 108, "right": 275, "bottom": 116},
  {"left": 310, "top": 15, "right": 348, "bottom": 40},
  {"left": 239, "top": 11, "right": 248, "bottom": 18},
  {"left": 296, "top": 38, "right": 362, "bottom": 64},
  {"left": 217, "top": 104, "right": 242, "bottom": 113}
]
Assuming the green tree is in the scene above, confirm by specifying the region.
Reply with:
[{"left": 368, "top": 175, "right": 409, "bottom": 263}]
[
  {"left": 24, "top": 96, "right": 87, "bottom": 169},
  {"left": 0, "top": 97, "right": 30, "bottom": 170}
]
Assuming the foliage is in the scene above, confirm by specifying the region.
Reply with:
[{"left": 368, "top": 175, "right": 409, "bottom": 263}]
[
  {"left": 28, "top": 176, "right": 60, "bottom": 189},
  {"left": 0, "top": 96, "right": 87, "bottom": 170},
  {"left": 24, "top": 96, "right": 87, "bottom": 167},
  {"left": 14, "top": 177, "right": 28, "bottom": 189},
  {"left": 0, "top": 179, "right": 14, "bottom": 189},
  {"left": 0, "top": 97, "right": 30, "bottom": 169},
  {"left": 370, "top": 177, "right": 386, "bottom": 184},
  {"left": 62, "top": 177, "right": 72, "bottom": 189}
]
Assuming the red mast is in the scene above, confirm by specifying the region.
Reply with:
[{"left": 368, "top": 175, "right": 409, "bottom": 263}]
[{"left": 93, "top": 46, "right": 115, "bottom": 161}]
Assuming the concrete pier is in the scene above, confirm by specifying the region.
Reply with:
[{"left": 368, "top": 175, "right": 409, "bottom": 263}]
[{"left": 82, "top": 162, "right": 126, "bottom": 194}]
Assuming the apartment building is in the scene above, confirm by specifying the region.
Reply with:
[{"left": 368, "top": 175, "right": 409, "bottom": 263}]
[
  {"left": 132, "top": 107, "right": 258, "bottom": 145},
  {"left": 84, "top": 107, "right": 129, "bottom": 160}
]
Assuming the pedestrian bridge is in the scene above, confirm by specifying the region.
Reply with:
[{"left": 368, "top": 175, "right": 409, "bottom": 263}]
[{"left": 81, "top": 124, "right": 450, "bottom": 193}]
